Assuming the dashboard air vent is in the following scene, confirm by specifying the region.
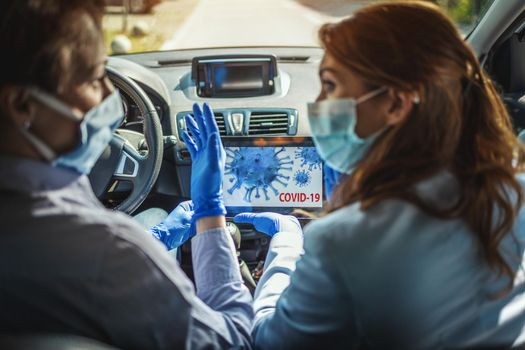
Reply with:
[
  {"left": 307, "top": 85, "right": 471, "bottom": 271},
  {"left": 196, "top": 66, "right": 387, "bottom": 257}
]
[
  {"left": 214, "top": 113, "right": 227, "bottom": 136},
  {"left": 248, "top": 111, "right": 289, "bottom": 135},
  {"left": 177, "top": 112, "right": 227, "bottom": 137}
]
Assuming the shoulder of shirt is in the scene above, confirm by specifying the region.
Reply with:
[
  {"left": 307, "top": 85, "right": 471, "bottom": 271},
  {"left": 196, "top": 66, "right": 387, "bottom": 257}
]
[
  {"left": 517, "top": 172, "right": 525, "bottom": 187},
  {"left": 302, "top": 170, "right": 525, "bottom": 254},
  {"left": 51, "top": 201, "right": 170, "bottom": 266},
  {"left": 75, "top": 208, "right": 169, "bottom": 257},
  {"left": 302, "top": 171, "right": 461, "bottom": 254},
  {"left": 303, "top": 201, "right": 384, "bottom": 251},
  {"left": 77, "top": 208, "right": 195, "bottom": 299}
]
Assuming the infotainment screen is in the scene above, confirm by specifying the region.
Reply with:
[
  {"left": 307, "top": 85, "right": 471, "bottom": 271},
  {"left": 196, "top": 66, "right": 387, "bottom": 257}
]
[
  {"left": 214, "top": 65, "right": 264, "bottom": 91},
  {"left": 192, "top": 55, "right": 277, "bottom": 98},
  {"left": 221, "top": 137, "right": 323, "bottom": 215}
]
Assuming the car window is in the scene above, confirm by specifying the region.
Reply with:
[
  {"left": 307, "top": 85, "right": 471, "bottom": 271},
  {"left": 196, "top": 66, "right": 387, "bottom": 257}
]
[{"left": 103, "top": 0, "right": 496, "bottom": 54}]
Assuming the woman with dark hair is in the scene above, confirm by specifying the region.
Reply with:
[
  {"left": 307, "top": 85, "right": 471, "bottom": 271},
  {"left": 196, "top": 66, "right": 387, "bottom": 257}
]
[
  {"left": 0, "top": 1, "right": 253, "bottom": 348},
  {"left": 230, "top": 1, "right": 525, "bottom": 348}
]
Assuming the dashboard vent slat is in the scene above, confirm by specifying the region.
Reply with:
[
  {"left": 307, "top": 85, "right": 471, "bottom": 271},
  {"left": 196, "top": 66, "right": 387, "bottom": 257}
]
[
  {"left": 214, "top": 113, "right": 227, "bottom": 136},
  {"left": 253, "top": 120, "right": 288, "bottom": 125},
  {"left": 250, "top": 113, "right": 288, "bottom": 117}
]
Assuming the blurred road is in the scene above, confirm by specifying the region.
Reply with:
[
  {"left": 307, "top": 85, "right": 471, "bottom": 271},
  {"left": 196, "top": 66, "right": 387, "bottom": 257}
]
[
  {"left": 161, "top": 0, "right": 347, "bottom": 50},
  {"left": 103, "top": 0, "right": 368, "bottom": 52},
  {"left": 296, "top": 0, "right": 370, "bottom": 16}
]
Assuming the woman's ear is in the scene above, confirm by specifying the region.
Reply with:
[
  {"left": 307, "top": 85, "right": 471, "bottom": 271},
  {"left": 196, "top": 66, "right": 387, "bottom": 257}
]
[
  {"left": 385, "top": 89, "right": 418, "bottom": 126},
  {"left": 0, "top": 86, "right": 34, "bottom": 128}
]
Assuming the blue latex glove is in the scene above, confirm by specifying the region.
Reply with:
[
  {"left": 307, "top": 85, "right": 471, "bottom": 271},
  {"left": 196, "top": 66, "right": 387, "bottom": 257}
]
[
  {"left": 181, "top": 103, "right": 226, "bottom": 221},
  {"left": 324, "top": 164, "right": 346, "bottom": 200},
  {"left": 234, "top": 212, "right": 302, "bottom": 237},
  {"left": 148, "top": 201, "right": 195, "bottom": 250}
]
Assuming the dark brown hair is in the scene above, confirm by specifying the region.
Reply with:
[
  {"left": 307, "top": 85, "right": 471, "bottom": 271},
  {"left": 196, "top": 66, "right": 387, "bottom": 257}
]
[
  {"left": 321, "top": 1, "right": 525, "bottom": 286},
  {"left": 0, "top": 0, "right": 105, "bottom": 93}
]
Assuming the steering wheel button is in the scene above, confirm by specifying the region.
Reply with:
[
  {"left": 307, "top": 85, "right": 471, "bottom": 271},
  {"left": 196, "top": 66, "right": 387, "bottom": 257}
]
[
  {"left": 124, "top": 158, "right": 135, "bottom": 175},
  {"left": 115, "top": 152, "right": 139, "bottom": 177}
]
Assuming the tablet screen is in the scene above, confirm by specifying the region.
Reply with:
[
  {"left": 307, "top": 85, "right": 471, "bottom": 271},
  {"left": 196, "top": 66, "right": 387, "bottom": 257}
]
[{"left": 223, "top": 144, "right": 323, "bottom": 211}]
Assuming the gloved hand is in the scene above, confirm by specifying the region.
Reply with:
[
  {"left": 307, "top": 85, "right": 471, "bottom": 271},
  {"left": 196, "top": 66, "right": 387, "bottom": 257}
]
[
  {"left": 324, "top": 164, "right": 346, "bottom": 200},
  {"left": 181, "top": 103, "right": 226, "bottom": 221},
  {"left": 148, "top": 201, "right": 195, "bottom": 250},
  {"left": 234, "top": 212, "right": 302, "bottom": 237}
]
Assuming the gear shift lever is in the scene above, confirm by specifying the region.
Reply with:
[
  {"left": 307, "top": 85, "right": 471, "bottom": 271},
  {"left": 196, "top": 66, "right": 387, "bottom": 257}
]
[{"left": 226, "top": 222, "right": 257, "bottom": 293}]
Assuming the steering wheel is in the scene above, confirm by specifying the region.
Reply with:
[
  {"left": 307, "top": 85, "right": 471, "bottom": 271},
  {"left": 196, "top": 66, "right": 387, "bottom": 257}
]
[{"left": 88, "top": 67, "right": 164, "bottom": 214}]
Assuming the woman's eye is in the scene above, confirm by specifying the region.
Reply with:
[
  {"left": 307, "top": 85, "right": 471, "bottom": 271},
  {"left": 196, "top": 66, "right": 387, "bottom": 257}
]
[
  {"left": 91, "top": 72, "right": 108, "bottom": 87},
  {"left": 322, "top": 80, "right": 336, "bottom": 93},
  {"left": 90, "top": 79, "right": 102, "bottom": 88}
]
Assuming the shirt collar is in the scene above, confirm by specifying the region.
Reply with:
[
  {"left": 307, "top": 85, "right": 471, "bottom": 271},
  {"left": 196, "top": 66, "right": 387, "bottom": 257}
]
[{"left": 0, "top": 155, "right": 83, "bottom": 192}]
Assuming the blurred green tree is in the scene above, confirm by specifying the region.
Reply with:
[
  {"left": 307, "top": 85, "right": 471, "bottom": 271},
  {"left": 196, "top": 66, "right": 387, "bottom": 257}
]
[{"left": 434, "top": 0, "right": 493, "bottom": 25}]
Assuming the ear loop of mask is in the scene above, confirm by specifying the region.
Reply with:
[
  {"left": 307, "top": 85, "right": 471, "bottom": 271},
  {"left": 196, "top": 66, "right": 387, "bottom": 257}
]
[
  {"left": 355, "top": 86, "right": 389, "bottom": 105},
  {"left": 26, "top": 87, "right": 83, "bottom": 122},
  {"left": 359, "top": 87, "right": 421, "bottom": 140},
  {"left": 360, "top": 86, "right": 421, "bottom": 106},
  {"left": 17, "top": 87, "right": 82, "bottom": 162},
  {"left": 18, "top": 120, "right": 56, "bottom": 161}
]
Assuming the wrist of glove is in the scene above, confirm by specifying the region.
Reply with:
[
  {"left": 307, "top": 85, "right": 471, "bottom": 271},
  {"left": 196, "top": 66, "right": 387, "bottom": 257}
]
[
  {"left": 192, "top": 196, "right": 227, "bottom": 221},
  {"left": 149, "top": 221, "right": 196, "bottom": 250}
]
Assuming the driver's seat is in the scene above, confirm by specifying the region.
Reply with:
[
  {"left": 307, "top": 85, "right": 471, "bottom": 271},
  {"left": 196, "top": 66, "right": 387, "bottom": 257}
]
[{"left": 0, "top": 334, "right": 119, "bottom": 350}]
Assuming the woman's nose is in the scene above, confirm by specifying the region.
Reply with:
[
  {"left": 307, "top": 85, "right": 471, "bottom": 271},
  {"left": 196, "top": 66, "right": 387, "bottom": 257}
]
[{"left": 102, "top": 75, "right": 114, "bottom": 98}]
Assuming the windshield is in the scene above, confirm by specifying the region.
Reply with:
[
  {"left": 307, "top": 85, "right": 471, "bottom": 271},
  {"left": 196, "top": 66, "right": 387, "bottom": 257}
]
[{"left": 103, "top": 0, "right": 496, "bottom": 55}]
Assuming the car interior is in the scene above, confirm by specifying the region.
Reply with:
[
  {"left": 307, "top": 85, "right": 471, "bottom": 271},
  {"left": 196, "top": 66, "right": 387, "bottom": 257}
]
[
  {"left": 96, "top": 47, "right": 326, "bottom": 285},
  {"left": 483, "top": 11, "right": 525, "bottom": 133},
  {"left": 97, "top": 0, "right": 525, "bottom": 287},
  {"left": 3, "top": 0, "right": 525, "bottom": 348}
]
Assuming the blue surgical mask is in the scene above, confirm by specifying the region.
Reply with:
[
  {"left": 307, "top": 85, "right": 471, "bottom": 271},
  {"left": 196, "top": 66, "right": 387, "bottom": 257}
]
[
  {"left": 20, "top": 88, "right": 124, "bottom": 175},
  {"left": 307, "top": 87, "right": 388, "bottom": 174}
]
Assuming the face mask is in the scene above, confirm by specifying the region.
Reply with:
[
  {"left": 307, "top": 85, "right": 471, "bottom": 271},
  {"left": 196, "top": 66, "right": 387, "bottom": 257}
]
[
  {"left": 307, "top": 87, "right": 387, "bottom": 174},
  {"left": 19, "top": 88, "right": 124, "bottom": 175}
]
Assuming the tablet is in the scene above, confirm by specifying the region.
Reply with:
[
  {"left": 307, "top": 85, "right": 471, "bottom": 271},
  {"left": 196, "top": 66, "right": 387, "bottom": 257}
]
[{"left": 222, "top": 137, "right": 323, "bottom": 215}]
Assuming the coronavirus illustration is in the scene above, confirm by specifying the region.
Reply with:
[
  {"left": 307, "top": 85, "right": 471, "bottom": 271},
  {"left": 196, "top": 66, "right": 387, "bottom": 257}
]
[
  {"left": 294, "top": 170, "right": 311, "bottom": 188},
  {"left": 225, "top": 147, "right": 293, "bottom": 202},
  {"left": 295, "top": 147, "right": 322, "bottom": 170}
]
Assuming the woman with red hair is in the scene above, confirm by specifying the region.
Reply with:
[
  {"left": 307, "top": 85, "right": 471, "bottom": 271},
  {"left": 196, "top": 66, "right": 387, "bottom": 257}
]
[{"left": 232, "top": 1, "right": 525, "bottom": 348}]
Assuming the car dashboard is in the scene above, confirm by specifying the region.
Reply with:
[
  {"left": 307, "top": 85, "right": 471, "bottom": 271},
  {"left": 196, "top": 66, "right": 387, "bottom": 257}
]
[{"left": 107, "top": 46, "right": 325, "bottom": 282}]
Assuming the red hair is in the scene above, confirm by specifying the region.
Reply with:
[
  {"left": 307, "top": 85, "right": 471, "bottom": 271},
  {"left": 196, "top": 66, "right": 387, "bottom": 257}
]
[{"left": 322, "top": 1, "right": 525, "bottom": 290}]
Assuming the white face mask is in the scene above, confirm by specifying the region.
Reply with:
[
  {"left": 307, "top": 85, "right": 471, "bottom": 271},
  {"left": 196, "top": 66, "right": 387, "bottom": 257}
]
[
  {"left": 307, "top": 87, "right": 388, "bottom": 174},
  {"left": 19, "top": 88, "right": 124, "bottom": 174}
]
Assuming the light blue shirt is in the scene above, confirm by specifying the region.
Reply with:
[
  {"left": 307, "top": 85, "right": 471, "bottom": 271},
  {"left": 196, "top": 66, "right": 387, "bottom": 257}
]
[
  {"left": 518, "top": 129, "right": 525, "bottom": 144},
  {"left": 0, "top": 156, "right": 253, "bottom": 349},
  {"left": 253, "top": 172, "right": 525, "bottom": 349}
]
